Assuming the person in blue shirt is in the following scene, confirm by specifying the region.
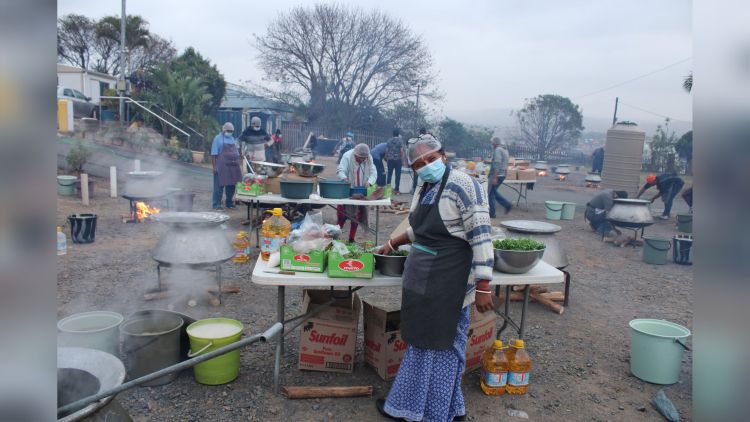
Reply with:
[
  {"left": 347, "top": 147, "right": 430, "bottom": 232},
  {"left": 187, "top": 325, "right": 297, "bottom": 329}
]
[
  {"left": 211, "top": 122, "right": 242, "bottom": 210},
  {"left": 370, "top": 141, "right": 388, "bottom": 187}
]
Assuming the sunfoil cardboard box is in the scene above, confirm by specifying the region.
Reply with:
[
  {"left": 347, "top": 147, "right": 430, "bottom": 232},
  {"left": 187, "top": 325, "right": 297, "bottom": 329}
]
[
  {"left": 464, "top": 305, "right": 497, "bottom": 373},
  {"left": 298, "top": 289, "right": 361, "bottom": 373},
  {"left": 363, "top": 301, "right": 407, "bottom": 380}
]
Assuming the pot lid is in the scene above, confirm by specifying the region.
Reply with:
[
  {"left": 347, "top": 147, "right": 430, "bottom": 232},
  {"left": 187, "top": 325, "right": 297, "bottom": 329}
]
[
  {"left": 613, "top": 198, "right": 651, "bottom": 205},
  {"left": 126, "top": 171, "right": 163, "bottom": 178},
  {"left": 150, "top": 211, "right": 229, "bottom": 226},
  {"left": 57, "top": 347, "right": 126, "bottom": 421},
  {"left": 500, "top": 220, "right": 562, "bottom": 234},
  {"left": 251, "top": 161, "right": 285, "bottom": 168}
]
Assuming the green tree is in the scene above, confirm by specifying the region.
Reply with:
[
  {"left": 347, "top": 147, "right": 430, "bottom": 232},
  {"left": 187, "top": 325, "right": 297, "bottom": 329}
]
[
  {"left": 438, "top": 118, "right": 485, "bottom": 158},
  {"left": 169, "top": 47, "right": 226, "bottom": 113},
  {"left": 675, "top": 130, "right": 692, "bottom": 175},
  {"left": 514, "top": 94, "right": 583, "bottom": 160},
  {"left": 649, "top": 119, "right": 679, "bottom": 173},
  {"left": 383, "top": 100, "right": 429, "bottom": 139}
]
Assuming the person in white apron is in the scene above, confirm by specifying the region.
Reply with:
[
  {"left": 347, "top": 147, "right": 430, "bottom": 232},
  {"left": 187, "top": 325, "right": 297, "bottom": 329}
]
[
  {"left": 375, "top": 136, "right": 495, "bottom": 422},
  {"left": 239, "top": 116, "right": 268, "bottom": 164}
]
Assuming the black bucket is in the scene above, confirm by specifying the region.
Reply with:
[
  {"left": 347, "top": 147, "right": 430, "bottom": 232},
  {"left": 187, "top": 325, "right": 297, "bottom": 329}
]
[
  {"left": 672, "top": 235, "right": 693, "bottom": 265},
  {"left": 171, "top": 192, "right": 195, "bottom": 212},
  {"left": 120, "top": 310, "right": 184, "bottom": 386},
  {"left": 68, "top": 214, "right": 97, "bottom": 244}
]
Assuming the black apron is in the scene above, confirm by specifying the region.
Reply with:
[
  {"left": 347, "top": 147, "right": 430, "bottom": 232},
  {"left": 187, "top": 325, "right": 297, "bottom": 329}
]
[
  {"left": 400, "top": 168, "right": 473, "bottom": 350},
  {"left": 217, "top": 141, "right": 242, "bottom": 187}
]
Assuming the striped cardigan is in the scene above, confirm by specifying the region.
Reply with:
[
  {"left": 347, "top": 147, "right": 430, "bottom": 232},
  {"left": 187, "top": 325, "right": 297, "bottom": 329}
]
[{"left": 406, "top": 169, "right": 494, "bottom": 308}]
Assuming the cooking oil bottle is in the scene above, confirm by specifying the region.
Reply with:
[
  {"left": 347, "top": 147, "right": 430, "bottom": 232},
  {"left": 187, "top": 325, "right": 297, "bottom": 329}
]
[
  {"left": 56, "top": 226, "right": 67, "bottom": 256},
  {"left": 506, "top": 339, "right": 532, "bottom": 395},
  {"left": 260, "top": 208, "right": 291, "bottom": 261},
  {"left": 232, "top": 231, "right": 250, "bottom": 263},
  {"left": 480, "top": 339, "right": 509, "bottom": 395}
]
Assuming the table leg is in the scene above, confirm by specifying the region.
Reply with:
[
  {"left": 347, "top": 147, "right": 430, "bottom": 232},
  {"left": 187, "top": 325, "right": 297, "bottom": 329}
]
[
  {"left": 562, "top": 270, "right": 571, "bottom": 307},
  {"left": 273, "top": 285, "right": 285, "bottom": 394},
  {"left": 156, "top": 264, "right": 162, "bottom": 290},
  {"left": 519, "top": 285, "right": 531, "bottom": 339},
  {"left": 496, "top": 285, "right": 511, "bottom": 337},
  {"left": 375, "top": 208, "right": 380, "bottom": 246},
  {"left": 254, "top": 200, "right": 260, "bottom": 246}
]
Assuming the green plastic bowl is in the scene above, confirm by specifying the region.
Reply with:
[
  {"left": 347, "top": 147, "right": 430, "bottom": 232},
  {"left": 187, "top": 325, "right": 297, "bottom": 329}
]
[{"left": 280, "top": 179, "right": 314, "bottom": 199}]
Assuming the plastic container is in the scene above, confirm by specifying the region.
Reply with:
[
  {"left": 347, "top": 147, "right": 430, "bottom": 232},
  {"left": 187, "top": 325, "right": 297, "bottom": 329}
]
[
  {"left": 545, "top": 201, "right": 564, "bottom": 220},
  {"left": 676, "top": 213, "right": 692, "bottom": 233},
  {"left": 260, "top": 208, "right": 291, "bottom": 261},
  {"left": 187, "top": 318, "right": 244, "bottom": 385},
  {"left": 232, "top": 231, "right": 251, "bottom": 263},
  {"left": 505, "top": 339, "right": 532, "bottom": 395},
  {"left": 481, "top": 340, "right": 509, "bottom": 395},
  {"left": 280, "top": 179, "right": 314, "bottom": 199},
  {"left": 120, "top": 311, "right": 184, "bottom": 386},
  {"left": 58, "top": 311, "right": 124, "bottom": 357},
  {"left": 350, "top": 186, "right": 368, "bottom": 197},
  {"left": 68, "top": 213, "right": 97, "bottom": 244},
  {"left": 57, "top": 175, "right": 77, "bottom": 196},
  {"left": 629, "top": 319, "right": 690, "bottom": 384},
  {"left": 57, "top": 226, "right": 67, "bottom": 256},
  {"left": 318, "top": 179, "right": 351, "bottom": 199},
  {"left": 561, "top": 202, "right": 576, "bottom": 220},
  {"left": 672, "top": 235, "right": 693, "bottom": 265},
  {"left": 642, "top": 236, "right": 671, "bottom": 265}
]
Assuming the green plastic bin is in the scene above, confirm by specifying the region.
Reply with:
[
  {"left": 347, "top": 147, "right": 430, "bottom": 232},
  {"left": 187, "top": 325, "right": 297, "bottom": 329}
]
[
  {"left": 642, "top": 236, "right": 671, "bottom": 265},
  {"left": 545, "top": 201, "right": 564, "bottom": 220},
  {"left": 629, "top": 319, "right": 690, "bottom": 384},
  {"left": 561, "top": 202, "right": 576, "bottom": 220},
  {"left": 187, "top": 318, "right": 244, "bottom": 385},
  {"left": 58, "top": 175, "right": 77, "bottom": 196}
]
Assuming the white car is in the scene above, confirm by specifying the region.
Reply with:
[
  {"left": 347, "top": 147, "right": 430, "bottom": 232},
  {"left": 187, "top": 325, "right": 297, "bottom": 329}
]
[{"left": 57, "top": 86, "right": 97, "bottom": 118}]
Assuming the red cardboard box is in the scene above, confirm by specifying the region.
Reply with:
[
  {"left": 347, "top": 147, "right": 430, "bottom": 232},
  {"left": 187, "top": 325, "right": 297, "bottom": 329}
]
[
  {"left": 363, "top": 301, "right": 407, "bottom": 380},
  {"left": 298, "top": 289, "right": 361, "bottom": 373},
  {"left": 464, "top": 306, "right": 497, "bottom": 373}
]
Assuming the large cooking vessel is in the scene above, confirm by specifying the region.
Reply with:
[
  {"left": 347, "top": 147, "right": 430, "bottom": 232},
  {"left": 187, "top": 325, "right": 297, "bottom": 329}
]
[
  {"left": 534, "top": 161, "right": 548, "bottom": 170},
  {"left": 58, "top": 347, "right": 131, "bottom": 422},
  {"left": 250, "top": 161, "right": 285, "bottom": 178},
  {"left": 150, "top": 212, "right": 234, "bottom": 265},
  {"left": 585, "top": 173, "right": 602, "bottom": 183},
  {"left": 500, "top": 220, "right": 569, "bottom": 269},
  {"left": 291, "top": 161, "right": 325, "bottom": 177},
  {"left": 555, "top": 164, "right": 571, "bottom": 175},
  {"left": 124, "top": 171, "right": 164, "bottom": 197},
  {"left": 607, "top": 198, "right": 654, "bottom": 228}
]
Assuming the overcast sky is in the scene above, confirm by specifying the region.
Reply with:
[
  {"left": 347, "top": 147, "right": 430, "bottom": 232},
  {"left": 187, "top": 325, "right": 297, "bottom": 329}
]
[{"left": 58, "top": 0, "right": 693, "bottom": 132}]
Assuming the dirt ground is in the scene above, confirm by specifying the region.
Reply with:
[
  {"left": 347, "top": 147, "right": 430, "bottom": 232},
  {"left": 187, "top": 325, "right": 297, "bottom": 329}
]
[{"left": 57, "top": 159, "right": 692, "bottom": 422}]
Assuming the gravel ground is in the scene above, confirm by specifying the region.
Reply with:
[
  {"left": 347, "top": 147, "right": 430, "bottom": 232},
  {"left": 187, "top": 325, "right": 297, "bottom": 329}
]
[{"left": 57, "top": 159, "right": 692, "bottom": 421}]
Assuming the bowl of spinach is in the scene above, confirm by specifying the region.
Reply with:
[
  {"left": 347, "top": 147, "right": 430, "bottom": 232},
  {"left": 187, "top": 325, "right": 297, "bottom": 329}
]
[
  {"left": 492, "top": 238, "right": 546, "bottom": 274},
  {"left": 373, "top": 246, "right": 410, "bottom": 276}
]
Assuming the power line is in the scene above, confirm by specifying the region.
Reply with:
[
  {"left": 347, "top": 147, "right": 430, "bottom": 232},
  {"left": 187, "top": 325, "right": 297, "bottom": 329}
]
[
  {"left": 618, "top": 101, "right": 692, "bottom": 123},
  {"left": 575, "top": 57, "right": 692, "bottom": 100}
]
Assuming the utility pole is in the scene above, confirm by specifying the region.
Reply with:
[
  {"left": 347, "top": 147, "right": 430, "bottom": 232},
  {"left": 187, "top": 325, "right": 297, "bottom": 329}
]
[
  {"left": 119, "top": 0, "right": 127, "bottom": 127},
  {"left": 414, "top": 82, "right": 421, "bottom": 131},
  {"left": 612, "top": 97, "right": 619, "bottom": 126}
]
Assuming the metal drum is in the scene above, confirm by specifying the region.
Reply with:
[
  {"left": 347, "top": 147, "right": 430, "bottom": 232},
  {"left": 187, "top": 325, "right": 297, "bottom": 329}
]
[
  {"left": 150, "top": 212, "right": 233, "bottom": 265},
  {"left": 607, "top": 199, "right": 654, "bottom": 229},
  {"left": 499, "top": 220, "right": 569, "bottom": 269}
]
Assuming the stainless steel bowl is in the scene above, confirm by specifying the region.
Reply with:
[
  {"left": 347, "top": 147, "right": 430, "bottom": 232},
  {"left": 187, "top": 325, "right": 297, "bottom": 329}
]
[
  {"left": 250, "top": 161, "right": 286, "bottom": 178},
  {"left": 493, "top": 247, "right": 545, "bottom": 274},
  {"left": 292, "top": 161, "right": 325, "bottom": 177},
  {"left": 374, "top": 253, "right": 408, "bottom": 276}
]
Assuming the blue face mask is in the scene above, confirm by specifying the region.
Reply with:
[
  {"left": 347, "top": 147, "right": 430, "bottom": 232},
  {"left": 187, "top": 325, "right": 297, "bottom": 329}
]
[{"left": 416, "top": 159, "right": 446, "bottom": 183}]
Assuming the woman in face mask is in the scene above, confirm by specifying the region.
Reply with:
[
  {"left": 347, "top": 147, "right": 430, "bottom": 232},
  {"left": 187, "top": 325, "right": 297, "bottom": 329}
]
[{"left": 375, "top": 137, "right": 494, "bottom": 422}]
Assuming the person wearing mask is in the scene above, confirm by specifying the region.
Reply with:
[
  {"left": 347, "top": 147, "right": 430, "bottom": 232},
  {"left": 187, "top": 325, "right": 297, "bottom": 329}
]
[
  {"left": 637, "top": 173, "right": 685, "bottom": 220},
  {"left": 488, "top": 137, "right": 513, "bottom": 217},
  {"left": 336, "top": 132, "right": 355, "bottom": 164},
  {"left": 210, "top": 122, "right": 242, "bottom": 210},
  {"left": 336, "top": 144, "right": 377, "bottom": 242},
  {"left": 370, "top": 141, "right": 388, "bottom": 187},
  {"left": 385, "top": 129, "right": 404, "bottom": 195},
  {"left": 239, "top": 116, "right": 268, "bottom": 164},
  {"left": 584, "top": 189, "right": 628, "bottom": 237},
  {"left": 375, "top": 136, "right": 494, "bottom": 422},
  {"left": 408, "top": 128, "right": 433, "bottom": 194},
  {"left": 591, "top": 147, "right": 605, "bottom": 174}
]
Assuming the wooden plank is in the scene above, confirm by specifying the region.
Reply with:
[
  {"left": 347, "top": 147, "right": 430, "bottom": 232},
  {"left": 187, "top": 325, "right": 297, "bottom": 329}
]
[{"left": 281, "top": 386, "right": 373, "bottom": 399}]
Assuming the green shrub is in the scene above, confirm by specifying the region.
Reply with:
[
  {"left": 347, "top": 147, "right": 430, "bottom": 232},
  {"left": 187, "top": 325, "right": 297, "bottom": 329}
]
[{"left": 66, "top": 141, "right": 92, "bottom": 174}]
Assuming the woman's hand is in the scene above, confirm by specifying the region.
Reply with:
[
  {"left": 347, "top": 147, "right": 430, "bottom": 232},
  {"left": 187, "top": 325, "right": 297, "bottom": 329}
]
[
  {"left": 475, "top": 280, "right": 494, "bottom": 313},
  {"left": 377, "top": 239, "right": 396, "bottom": 255}
]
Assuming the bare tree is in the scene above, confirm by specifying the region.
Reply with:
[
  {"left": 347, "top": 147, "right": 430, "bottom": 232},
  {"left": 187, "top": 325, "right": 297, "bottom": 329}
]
[
  {"left": 514, "top": 94, "right": 584, "bottom": 160},
  {"left": 255, "top": 4, "right": 437, "bottom": 123},
  {"left": 57, "top": 14, "right": 96, "bottom": 69}
]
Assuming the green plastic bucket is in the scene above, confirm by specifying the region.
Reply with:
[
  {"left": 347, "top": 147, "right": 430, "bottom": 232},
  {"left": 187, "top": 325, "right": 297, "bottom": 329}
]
[
  {"left": 186, "top": 318, "right": 243, "bottom": 385},
  {"left": 545, "top": 201, "right": 564, "bottom": 220},
  {"left": 629, "top": 319, "right": 691, "bottom": 384},
  {"left": 677, "top": 213, "right": 692, "bottom": 233},
  {"left": 58, "top": 175, "right": 77, "bottom": 196},
  {"left": 642, "top": 236, "right": 672, "bottom": 265},
  {"left": 561, "top": 202, "right": 576, "bottom": 220}
]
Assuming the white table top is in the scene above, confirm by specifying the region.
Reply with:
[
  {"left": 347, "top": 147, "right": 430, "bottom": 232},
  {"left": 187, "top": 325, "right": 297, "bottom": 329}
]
[
  {"left": 503, "top": 179, "right": 537, "bottom": 184},
  {"left": 251, "top": 257, "right": 564, "bottom": 287},
  {"left": 235, "top": 193, "right": 392, "bottom": 207}
]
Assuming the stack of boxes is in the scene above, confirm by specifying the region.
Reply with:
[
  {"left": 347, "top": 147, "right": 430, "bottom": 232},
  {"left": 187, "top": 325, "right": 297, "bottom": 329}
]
[{"left": 505, "top": 158, "right": 536, "bottom": 181}]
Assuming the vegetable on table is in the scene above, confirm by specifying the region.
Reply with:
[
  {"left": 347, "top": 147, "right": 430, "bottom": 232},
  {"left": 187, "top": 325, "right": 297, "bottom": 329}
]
[{"left": 492, "top": 238, "right": 545, "bottom": 251}]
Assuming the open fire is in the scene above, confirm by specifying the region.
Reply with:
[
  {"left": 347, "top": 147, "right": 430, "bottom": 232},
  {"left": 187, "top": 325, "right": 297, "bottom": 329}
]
[
  {"left": 136, "top": 201, "right": 160, "bottom": 221},
  {"left": 557, "top": 174, "right": 567, "bottom": 181},
  {"left": 538, "top": 170, "right": 547, "bottom": 177}
]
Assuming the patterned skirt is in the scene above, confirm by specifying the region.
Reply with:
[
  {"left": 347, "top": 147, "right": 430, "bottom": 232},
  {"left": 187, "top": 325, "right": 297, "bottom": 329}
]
[{"left": 384, "top": 306, "right": 471, "bottom": 422}]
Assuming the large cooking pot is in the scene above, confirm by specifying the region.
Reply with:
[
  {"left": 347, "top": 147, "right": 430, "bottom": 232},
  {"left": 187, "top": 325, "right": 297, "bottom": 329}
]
[
  {"left": 534, "top": 161, "right": 548, "bottom": 170},
  {"left": 124, "top": 171, "right": 164, "bottom": 197},
  {"left": 499, "top": 220, "right": 568, "bottom": 269},
  {"left": 150, "top": 212, "right": 234, "bottom": 265},
  {"left": 555, "top": 165, "right": 571, "bottom": 175},
  {"left": 607, "top": 199, "right": 654, "bottom": 228}
]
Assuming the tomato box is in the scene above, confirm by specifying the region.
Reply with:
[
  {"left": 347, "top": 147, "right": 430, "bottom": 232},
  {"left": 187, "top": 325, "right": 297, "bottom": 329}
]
[
  {"left": 298, "top": 289, "right": 361, "bottom": 374},
  {"left": 327, "top": 250, "right": 374, "bottom": 279},
  {"left": 363, "top": 301, "right": 407, "bottom": 380},
  {"left": 280, "top": 244, "right": 327, "bottom": 273}
]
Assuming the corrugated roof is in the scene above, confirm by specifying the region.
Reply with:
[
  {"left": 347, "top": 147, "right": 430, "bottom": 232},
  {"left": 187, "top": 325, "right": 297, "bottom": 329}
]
[{"left": 220, "top": 83, "right": 293, "bottom": 112}]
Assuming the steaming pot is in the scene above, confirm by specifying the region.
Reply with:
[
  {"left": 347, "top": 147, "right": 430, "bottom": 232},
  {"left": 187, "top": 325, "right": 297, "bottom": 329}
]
[
  {"left": 607, "top": 199, "right": 654, "bottom": 228},
  {"left": 150, "top": 212, "right": 234, "bottom": 265}
]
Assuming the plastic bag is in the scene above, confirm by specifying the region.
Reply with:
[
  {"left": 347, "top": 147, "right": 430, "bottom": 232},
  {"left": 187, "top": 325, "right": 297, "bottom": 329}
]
[{"left": 287, "top": 211, "right": 335, "bottom": 253}]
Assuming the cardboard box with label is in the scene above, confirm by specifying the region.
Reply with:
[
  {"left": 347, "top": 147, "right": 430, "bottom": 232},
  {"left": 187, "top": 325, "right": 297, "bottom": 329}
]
[
  {"left": 464, "top": 306, "right": 497, "bottom": 373},
  {"left": 327, "top": 251, "right": 374, "bottom": 279},
  {"left": 363, "top": 301, "right": 407, "bottom": 380},
  {"left": 298, "top": 289, "right": 361, "bottom": 373},
  {"left": 280, "top": 244, "right": 327, "bottom": 273}
]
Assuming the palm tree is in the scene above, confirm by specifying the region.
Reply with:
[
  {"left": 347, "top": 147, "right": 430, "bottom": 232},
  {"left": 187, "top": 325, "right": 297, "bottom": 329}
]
[
  {"left": 683, "top": 72, "right": 692, "bottom": 93},
  {"left": 96, "top": 15, "right": 152, "bottom": 74}
]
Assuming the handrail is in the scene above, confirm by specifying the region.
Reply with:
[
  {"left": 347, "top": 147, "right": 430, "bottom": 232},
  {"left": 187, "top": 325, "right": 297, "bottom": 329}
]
[
  {"left": 99, "top": 96, "right": 191, "bottom": 142},
  {"left": 143, "top": 101, "right": 204, "bottom": 140}
]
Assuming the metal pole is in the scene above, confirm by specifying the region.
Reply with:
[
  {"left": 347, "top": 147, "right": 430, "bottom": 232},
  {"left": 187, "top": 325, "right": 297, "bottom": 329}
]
[
  {"left": 415, "top": 83, "right": 421, "bottom": 130},
  {"left": 612, "top": 97, "right": 619, "bottom": 126},
  {"left": 119, "top": 0, "right": 126, "bottom": 126},
  {"left": 58, "top": 322, "right": 283, "bottom": 417},
  {"left": 274, "top": 285, "right": 285, "bottom": 394}
]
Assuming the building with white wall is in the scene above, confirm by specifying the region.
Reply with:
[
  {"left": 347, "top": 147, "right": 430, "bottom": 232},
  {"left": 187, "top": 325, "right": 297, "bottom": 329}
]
[{"left": 57, "top": 64, "right": 117, "bottom": 104}]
